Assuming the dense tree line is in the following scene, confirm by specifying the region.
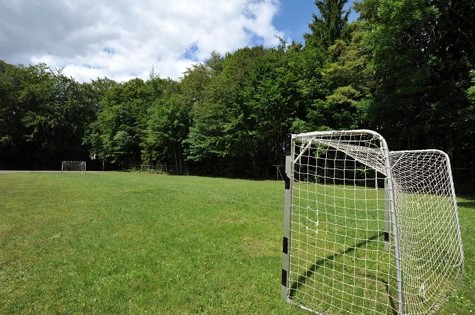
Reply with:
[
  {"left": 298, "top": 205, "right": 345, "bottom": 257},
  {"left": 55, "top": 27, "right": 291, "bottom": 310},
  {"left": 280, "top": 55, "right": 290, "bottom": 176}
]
[{"left": 1, "top": 0, "right": 474, "bottom": 186}]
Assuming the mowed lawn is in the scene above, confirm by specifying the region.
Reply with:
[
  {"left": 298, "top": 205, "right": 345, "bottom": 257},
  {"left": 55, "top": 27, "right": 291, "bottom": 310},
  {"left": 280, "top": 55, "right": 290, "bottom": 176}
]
[{"left": 0, "top": 172, "right": 474, "bottom": 314}]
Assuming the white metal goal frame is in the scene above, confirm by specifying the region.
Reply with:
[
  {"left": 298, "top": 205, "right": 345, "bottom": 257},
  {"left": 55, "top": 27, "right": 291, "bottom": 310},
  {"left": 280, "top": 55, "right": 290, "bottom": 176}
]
[
  {"left": 61, "top": 161, "right": 87, "bottom": 173},
  {"left": 281, "top": 129, "right": 464, "bottom": 315}
]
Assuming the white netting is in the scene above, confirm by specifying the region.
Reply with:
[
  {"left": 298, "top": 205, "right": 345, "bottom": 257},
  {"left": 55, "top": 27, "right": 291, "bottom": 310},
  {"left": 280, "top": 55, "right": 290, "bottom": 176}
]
[
  {"left": 61, "top": 161, "right": 86, "bottom": 172},
  {"left": 283, "top": 130, "right": 463, "bottom": 315},
  {"left": 389, "top": 150, "right": 464, "bottom": 314}
]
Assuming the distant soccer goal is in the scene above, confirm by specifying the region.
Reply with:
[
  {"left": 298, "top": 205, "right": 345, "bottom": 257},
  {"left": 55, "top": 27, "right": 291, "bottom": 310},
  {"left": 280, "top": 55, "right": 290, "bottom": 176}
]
[
  {"left": 61, "top": 161, "right": 86, "bottom": 173},
  {"left": 281, "top": 130, "right": 464, "bottom": 315}
]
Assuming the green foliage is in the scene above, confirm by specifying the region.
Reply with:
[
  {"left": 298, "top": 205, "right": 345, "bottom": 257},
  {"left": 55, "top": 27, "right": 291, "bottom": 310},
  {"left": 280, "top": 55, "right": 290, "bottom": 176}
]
[
  {"left": 311, "top": 22, "right": 373, "bottom": 130},
  {"left": 468, "top": 70, "right": 475, "bottom": 105},
  {"left": 0, "top": 62, "right": 98, "bottom": 168},
  {"left": 186, "top": 46, "right": 308, "bottom": 176},
  {"left": 362, "top": 0, "right": 475, "bottom": 158},
  {"left": 85, "top": 78, "right": 160, "bottom": 168},
  {"left": 142, "top": 95, "right": 189, "bottom": 173}
]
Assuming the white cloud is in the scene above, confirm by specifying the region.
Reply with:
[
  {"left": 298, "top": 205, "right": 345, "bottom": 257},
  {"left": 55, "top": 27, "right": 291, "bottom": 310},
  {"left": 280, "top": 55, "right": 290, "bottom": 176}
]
[{"left": 0, "top": 0, "right": 283, "bottom": 82}]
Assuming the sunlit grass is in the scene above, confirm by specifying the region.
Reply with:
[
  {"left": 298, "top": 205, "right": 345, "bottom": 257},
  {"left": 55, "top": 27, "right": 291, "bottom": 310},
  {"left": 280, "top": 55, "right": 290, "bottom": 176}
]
[
  {"left": 0, "top": 172, "right": 303, "bottom": 314},
  {"left": 0, "top": 172, "right": 473, "bottom": 314}
]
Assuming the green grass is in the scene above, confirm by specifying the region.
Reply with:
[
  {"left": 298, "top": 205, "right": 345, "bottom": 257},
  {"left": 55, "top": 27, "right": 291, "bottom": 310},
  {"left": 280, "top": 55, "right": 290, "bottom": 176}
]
[
  {"left": 288, "top": 183, "right": 395, "bottom": 314},
  {"left": 288, "top": 184, "right": 468, "bottom": 314},
  {"left": 0, "top": 172, "right": 473, "bottom": 314},
  {"left": 438, "top": 196, "right": 475, "bottom": 314}
]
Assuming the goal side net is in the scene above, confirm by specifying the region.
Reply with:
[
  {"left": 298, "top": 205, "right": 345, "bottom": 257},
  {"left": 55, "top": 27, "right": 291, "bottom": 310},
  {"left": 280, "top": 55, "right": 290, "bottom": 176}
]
[
  {"left": 61, "top": 161, "right": 86, "bottom": 173},
  {"left": 281, "top": 130, "right": 463, "bottom": 315}
]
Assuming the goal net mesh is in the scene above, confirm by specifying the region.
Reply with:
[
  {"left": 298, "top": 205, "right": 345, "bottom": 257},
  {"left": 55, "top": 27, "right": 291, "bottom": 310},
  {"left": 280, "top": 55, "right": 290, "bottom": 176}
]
[
  {"left": 389, "top": 150, "right": 464, "bottom": 314},
  {"left": 61, "top": 161, "right": 86, "bottom": 172},
  {"left": 282, "top": 130, "right": 463, "bottom": 315}
]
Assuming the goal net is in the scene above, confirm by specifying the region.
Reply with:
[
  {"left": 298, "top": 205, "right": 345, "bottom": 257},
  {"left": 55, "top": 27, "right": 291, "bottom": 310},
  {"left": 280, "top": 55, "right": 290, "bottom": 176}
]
[
  {"left": 281, "top": 130, "right": 463, "bottom": 315},
  {"left": 61, "top": 161, "right": 86, "bottom": 173}
]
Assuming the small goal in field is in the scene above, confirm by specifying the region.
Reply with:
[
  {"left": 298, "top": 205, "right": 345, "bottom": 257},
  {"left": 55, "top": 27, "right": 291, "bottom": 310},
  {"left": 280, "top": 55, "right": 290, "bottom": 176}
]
[
  {"left": 61, "top": 161, "right": 86, "bottom": 173},
  {"left": 281, "top": 130, "right": 464, "bottom": 315}
]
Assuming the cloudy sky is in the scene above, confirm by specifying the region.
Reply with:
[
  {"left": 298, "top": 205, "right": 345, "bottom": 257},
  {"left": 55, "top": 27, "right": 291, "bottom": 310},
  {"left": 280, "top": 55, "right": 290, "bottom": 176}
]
[{"left": 0, "top": 0, "right": 352, "bottom": 82}]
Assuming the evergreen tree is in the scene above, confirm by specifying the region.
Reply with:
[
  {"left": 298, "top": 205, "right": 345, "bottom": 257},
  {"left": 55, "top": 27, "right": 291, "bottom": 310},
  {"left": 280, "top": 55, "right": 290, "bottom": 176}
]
[{"left": 304, "top": 0, "right": 350, "bottom": 49}]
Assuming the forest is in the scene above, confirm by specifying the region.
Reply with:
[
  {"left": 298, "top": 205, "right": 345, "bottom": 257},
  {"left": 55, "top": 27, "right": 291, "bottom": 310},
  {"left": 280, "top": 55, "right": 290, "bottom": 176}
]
[{"left": 1, "top": 0, "right": 474, "bottom": 189}]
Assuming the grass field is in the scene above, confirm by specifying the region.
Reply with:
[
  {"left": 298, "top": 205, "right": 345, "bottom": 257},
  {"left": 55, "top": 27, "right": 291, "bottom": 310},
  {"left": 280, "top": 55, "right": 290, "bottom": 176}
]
[{"left": 0, "top": 172, "right": 474, "bottom": 314}]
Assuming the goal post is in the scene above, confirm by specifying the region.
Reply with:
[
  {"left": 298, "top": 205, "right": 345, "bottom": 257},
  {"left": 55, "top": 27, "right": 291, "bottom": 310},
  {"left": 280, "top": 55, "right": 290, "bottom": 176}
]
[
  {"left": 281, "top": 130, "right": 464, "bottom": 315},
  {"left": 61, "top": 161, "right": 86, "bottom": 173}
]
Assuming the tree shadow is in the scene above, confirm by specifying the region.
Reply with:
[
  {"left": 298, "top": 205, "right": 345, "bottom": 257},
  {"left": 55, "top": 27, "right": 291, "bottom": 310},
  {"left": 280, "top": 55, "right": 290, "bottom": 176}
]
[
  {"left": 457, "top": 200, "right": 475, "bottom": 209},
  {"left": 289, "top": 231, "right": 398, "bottom": 314}
]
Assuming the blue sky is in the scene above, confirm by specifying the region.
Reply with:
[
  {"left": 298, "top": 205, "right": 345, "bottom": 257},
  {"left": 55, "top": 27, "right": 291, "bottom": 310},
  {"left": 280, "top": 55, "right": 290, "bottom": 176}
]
[
  {"left": 274, "top": 0, "right": 318, "bottom": 43},
  {"left": 0, "top": 0, "right": 357, "bottom": 82}
]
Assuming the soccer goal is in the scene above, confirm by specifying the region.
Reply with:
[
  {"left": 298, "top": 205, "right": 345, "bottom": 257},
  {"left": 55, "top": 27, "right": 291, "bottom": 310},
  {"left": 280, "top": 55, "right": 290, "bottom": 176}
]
[
  {"left": 281, "top": 130, "right": 463, "bottom": 315},
  {"left": 61, "top": 161, "right": 86, "bottom": 173}
]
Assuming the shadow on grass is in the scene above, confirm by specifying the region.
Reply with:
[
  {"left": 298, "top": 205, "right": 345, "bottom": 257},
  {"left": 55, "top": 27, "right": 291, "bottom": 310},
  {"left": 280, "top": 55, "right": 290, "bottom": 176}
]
[
  {"left": 289, "top": 231, "right": 398, "bottom": 314},
  {"left": 457, "top": 201, "right": 475, "bottom": 209}
]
